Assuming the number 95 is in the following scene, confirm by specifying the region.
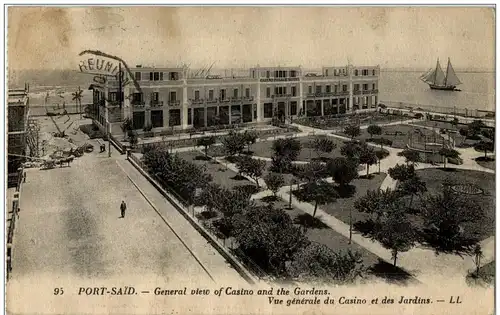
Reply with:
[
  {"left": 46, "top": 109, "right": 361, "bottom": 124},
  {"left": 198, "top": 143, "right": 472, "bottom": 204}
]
[{"left": 54, "top": 288, "right": 64, "bottom": 295}]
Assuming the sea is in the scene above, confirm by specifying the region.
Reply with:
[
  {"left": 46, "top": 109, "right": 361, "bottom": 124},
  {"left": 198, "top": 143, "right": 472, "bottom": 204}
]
[
  {"left": 9, "top": 69, "right": 496, "bottom": 113},
  {"left": 378, "top": 71, "right": 495, "bottom": 112}
]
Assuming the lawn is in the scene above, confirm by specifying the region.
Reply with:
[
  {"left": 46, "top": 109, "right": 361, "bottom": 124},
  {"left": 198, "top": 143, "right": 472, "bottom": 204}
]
[
  {"left": 295, "top": 112, "right": 406, "bottom": 130},
  {"left": 319, "top": 173, "right": 388, "bottom": 228},
  {"left": 414, "top": 168, "right": 495, "bottom": 240},
  {"left": 176, "top": 151, "right": 259, "bottom": 193},
  {"left": 412, "top": 120, "right": 468, "bottom": 131},
  {"left": 475, "top": 156, "right": 496, "bottom": 170},
  {"left": 335, "top": 124, "right": 446, "bottom": 149},
  {"left": 253, "top": 193, "right": 416, "bottom": 285},
  {"left": 240, "top": 136, "right": 347, "bottom": 162}
]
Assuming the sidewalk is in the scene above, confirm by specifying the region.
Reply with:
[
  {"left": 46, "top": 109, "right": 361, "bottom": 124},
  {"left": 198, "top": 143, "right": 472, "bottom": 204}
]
[{"left": 116, "top": 158, "right": 247, "bottom": 285}]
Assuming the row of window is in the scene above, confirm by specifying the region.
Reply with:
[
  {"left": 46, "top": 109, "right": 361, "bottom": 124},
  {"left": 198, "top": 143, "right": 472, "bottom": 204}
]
[
  {"left": 306, "top": 84, "right": 349, "bottom": 94},
  {"left": 134, "top": 71, "right": 181, "bottom": 81},
  {"left": 252, "top": 70, "right": 298, "bottom": 79},
  {"left": 111, "top": 84, "right": 377, "bottom": 104},
  {"left": 130, "top": 69, "right": 376, "bottom": 81},
  {"left": 194, "top": 87, "right": 252, "bottom": 100},
  {"left": 354, "top": 69, "right": 377, "bottom": 76},
  {"left": 353, "top": 83, "right": 377, "bottom": 91}
]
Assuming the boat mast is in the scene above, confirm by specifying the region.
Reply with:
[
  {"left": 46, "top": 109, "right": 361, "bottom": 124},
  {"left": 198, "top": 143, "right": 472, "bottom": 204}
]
[
  {"left": 444, "top": 58, "right": 450, "bottom": 86},
  {"left": 433, "top": 58, "right": 439, "bottom": 85}
]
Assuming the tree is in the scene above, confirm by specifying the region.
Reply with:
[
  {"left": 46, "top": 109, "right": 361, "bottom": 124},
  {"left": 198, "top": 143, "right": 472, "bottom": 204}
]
[
  {"left": 367, "top": 125, "right": 382, "bottom": 139},
  {"left": 71, "top": 86, "right": 83, "bottom": 118},
  {"left": 397, "top": 174, "right": 427, "bottom": 208},
  {"left": 143, "top": 149, "right": 213, "bottom": 205},
  {"left": 235, "top": 156, "right": 266, "bottom": 188},
  {"left": 264, "top": 172, "right": 285, "bottom": 196},
  {"left": 473, "top": 244, "right": 483, "bottom": 277},
  {"left": 243, "top": 130, "right": 258, "bottom": 153},
  {"left": 272, "top": 138, "right": 302, "bottom": 161},
  {"left": 129, "top": 131, "right": 138, "bottom": 148},
  {"left": 341, "top": 141, "right": 361, "bottom": 160},
  {"left": 120, "top": 118, "right": 133, "bottom": 138},
  {"left": 397, "top": 149, "right": 422, "bottom": 165},
  {"left": 481, "top": 128, "right": 495, "bottom": 142},
  {"left": 233, "top": 205, "right": 309, "bottom": 275},
  {"left": 468, "top": 120, "right": 485, "bottom": 137},
  {"left": 326, "top": 157, "right": 358, "bottom": 188},
  {"left": 197, "top": 136, "right": 216, "bottom": 158},
  {"left": 388, "top": 164, "right": 416, "bottom": 181},
  {"left": 474, "top": 140, "right": 494, "bottom": 158},
  {"left": 420, "top": 185, "right": 484, "bottom": 254},
  {"left": 295, "top": 161, "right": 327, "bottom": 183},
  {"left": 296, "top": 180, "right": 338, "bottom": 218},
  {"left": 344, "top": 124, "right": 361, "bottom": 140},
  {"left": 374, "top": 205, "right": 418, "bottom": 266},
  {"left": 287, "top": 243, "right": 365, "bottom": 284},
  {"left": 438, "top": 147, "right": 460, "bottom": 169},
  {"left": 311, "top": 136, "right": 336, "bottom": 160},
  {"left": 375, "top": 149, "right": 390, "bottom": 173},
  {"left": 354, "top": 188, "right": 401, "bottom": 223},
  {"left": 222, "top": 131, "right": 246, "bottom": 157},
  {"left": 359, "top": 143, "right": 377, "bottom": 177},
  {"left": 271, "top": 138, "right": 302, "bottom": 173},
  {"left": 451, "top": 117, "right": 459, "bottom": 130}
]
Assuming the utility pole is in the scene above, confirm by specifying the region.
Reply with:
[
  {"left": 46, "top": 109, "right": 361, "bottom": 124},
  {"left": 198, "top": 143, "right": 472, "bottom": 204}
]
[{"left": 109, "top": 63, "right": 122, "bottom": 157}]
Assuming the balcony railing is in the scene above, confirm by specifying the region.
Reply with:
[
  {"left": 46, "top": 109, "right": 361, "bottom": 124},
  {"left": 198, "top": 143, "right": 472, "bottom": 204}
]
[
  {"left": 207, "top": 98, "right": 218, "bottom": 104},
  {"left": 260, "top": 77, "right": 300, "bottom": 82},
  {"left": 272, "top": 94, "right": 293, "bottom": 99},
  {"left": 190, "top": 98, "right": 205, "bottom": 105},
  {"left": 168, "top": 100, "right": 181, "bottom": 107},
  {"left": 107, "top": 100, "right": 121, "bottom": 106},
  {"left": 242, "top": 96, "right": 254, "bottom": 102},
  {"left": 220, "top": 98, "right": 231, "bottom": 103},
  {"left": 131, "top": 100, "right": 145, "bottom": 107},
  {"left": 150, "top": 101, "right": 164, "bottom": 107},
  {"left": 354, "top": 90, "right": 362, "bottom": 95}
]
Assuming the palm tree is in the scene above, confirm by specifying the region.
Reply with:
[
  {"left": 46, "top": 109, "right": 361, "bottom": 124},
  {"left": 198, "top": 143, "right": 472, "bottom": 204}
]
[{"left": 72, "top": 86, "right": 83, "bottom": 119}]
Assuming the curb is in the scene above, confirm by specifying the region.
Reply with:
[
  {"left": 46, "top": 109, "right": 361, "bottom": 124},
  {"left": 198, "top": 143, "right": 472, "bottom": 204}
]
[{"left": 126, "top": 157, "right": 258, "bottom": 285}]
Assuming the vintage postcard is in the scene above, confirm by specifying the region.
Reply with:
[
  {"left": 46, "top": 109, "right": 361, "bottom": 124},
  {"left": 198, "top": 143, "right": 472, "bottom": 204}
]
[{"left": 5, "top": 5, "right": 495, "bottom": 315}]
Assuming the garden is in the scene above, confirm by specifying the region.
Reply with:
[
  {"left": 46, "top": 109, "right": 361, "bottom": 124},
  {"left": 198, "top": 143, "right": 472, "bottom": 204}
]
[
  {"left": 334, "top": 123, "right": 447, "bottom": 150},
  {"left": 137, "top": 126, "right": 492, "bottom": 285},
  {"left": 348, "top": 160, "right": 494, "bottom": 270},
  {"left": 294, "top": 111, "right": 408, "bottom": 130},
  {"left": 414, "top": 168, "right": 495, "bottom": 241},
  {"left": 137, "top": 130, "right": 401, "bottom": 284}
]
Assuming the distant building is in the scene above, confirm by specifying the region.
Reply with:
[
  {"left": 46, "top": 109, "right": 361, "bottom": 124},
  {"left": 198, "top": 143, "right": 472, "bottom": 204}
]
[
  {"left": 89, "top": 64, "right": 379, "bottom": 136},
  {"left": 7, "top": 84, "right": 30, "bottom": 187}
]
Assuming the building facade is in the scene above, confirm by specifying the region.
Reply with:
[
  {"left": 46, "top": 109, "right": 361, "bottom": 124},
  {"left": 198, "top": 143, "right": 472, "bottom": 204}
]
[
  {"left": 90, "top": 64, "right": 379, "bottom": 136},
  {"left": 7, "top": 85, "right": 30, "bottom": 186}
]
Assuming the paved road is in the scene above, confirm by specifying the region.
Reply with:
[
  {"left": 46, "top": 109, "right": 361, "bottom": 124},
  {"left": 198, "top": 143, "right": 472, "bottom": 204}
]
[{"left": 8, "top": 150, "right": 245, "bottom": 314}]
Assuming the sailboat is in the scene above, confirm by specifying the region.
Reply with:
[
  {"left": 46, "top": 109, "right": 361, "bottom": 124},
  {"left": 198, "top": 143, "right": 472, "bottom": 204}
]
[{"left": 420, "top": 58, "right": 462, "bottom": 91}]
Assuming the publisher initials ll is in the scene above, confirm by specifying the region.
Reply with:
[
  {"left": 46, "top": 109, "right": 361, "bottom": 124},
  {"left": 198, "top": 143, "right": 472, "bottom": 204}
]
[{"left": 449, "top": 296, "right": 462, "bottom": 304}]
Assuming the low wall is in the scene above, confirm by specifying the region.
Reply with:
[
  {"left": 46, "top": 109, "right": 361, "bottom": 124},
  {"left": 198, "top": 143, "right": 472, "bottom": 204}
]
[
  {"left": 134, "top": 126, "right": 299, "bottom": 151},
  {"left": 127, "top": 154, "right": 258, "bottom": 285},
  {"left": 382, "top": 100, "right": 495, "bottom": 121},
  {"left": 7, "top": 169, "right": 23, "bottom": 281}
]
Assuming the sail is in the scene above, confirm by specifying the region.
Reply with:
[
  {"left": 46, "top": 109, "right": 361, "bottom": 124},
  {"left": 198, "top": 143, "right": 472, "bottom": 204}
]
[
  {"left": 445, "top": 59, "right": 462, "bottom": 86},
  {"left": 420, "top": 68, "right": 436, "bottom": 84},
  {"left": 434, "top": 60, "right": 446, "bottom": 86}
]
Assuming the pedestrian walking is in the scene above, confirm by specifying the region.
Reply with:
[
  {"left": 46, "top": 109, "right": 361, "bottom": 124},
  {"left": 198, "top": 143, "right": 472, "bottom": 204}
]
[
  {"left": 120, "top": 200, "right": 127, "bottom": 218},
  {"left": 23, "top": 172, "right": 26, "bottom": 183}
]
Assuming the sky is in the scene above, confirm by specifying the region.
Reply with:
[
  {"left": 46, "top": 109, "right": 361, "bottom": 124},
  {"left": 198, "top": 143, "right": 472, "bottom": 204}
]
[{"left": 7, "top": 6, "right": 495, "bottom": 71}]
